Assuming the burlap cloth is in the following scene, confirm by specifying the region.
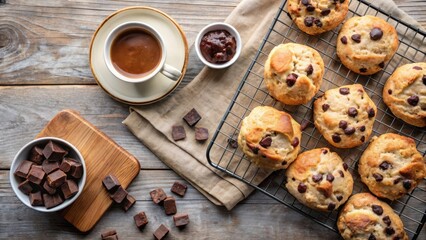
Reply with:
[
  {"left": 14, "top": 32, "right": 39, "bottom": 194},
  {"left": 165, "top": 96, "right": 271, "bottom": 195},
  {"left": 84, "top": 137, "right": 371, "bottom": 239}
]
[{"left": 123, "top": 0, "right": 424, "bottom": 210}]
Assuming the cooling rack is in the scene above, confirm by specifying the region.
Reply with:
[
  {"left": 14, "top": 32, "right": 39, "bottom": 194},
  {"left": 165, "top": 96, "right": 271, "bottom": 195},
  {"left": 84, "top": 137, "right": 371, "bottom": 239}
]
[{"left": 206, "top": 0, "right": 426, "bottom": 239}]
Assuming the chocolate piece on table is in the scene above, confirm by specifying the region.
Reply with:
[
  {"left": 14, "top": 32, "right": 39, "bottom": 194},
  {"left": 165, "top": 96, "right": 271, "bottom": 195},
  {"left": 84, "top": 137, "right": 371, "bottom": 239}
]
[
  {"left": 150, "top": 188, "right": 167, "bottom": 205},
  {"left": 171, "top": 181, "right": 188, "bottom": 197},
  {"left": 195, "top": 127, "right": 209, "bottom": 141},
  {"left": 69, "top": 162, "right": 83, "bottom": 179},
  {"left": 164, "top": 196, "right": 177, "bottom": 215},
  {"left": 42, "top": 160, "right": 60, "bottom": 174},
  {"left": 101, "top": 229, "right": 117, "bottom": 239},
  {"left": 18, "top": 179, "right": 34, "bottom": 195},
  {"left": 42, "top": 140, "right": 67, "bottom": 161},
  {"left": 122, "top": 194, "right": 136, "bottom": 212},
  {"left": 28, "top": 165, "right": 46, "bottom": 185},
  {"left": 134, "top": 211, "right": 149, "bottom": 228},
  {"left": 102, "top": 235, "right": 118, "bottom": 240},
  {"left": 14, "top": 160, "right": 34, "bottom": 178},
  {"left": 173, "top": 213, "right": 190, "bottom": 227},
  {"left": 43, "top": 181, "right": 56, "bottom": 195},
  {"left": 172, "top": 125, "right": 186, "bottom": 141},
  {"left": 47, "top": 169, "right": 67, "bottom": 188},
  {"left": 43, "top": 193, "right": 63, "bottom": 209},
  {"left": 153, "top": 224, "right": 169, "bottom": 240},
  {"left": 109, "top": 186, "right": 128, "bottom": 204},
  {"left": 29, "top": 191, "right": 44, "bottom": 206},
  {"left": 183, "top": 108, "right": 202, "bottom": 127},
  {"left": 102, "top": 174, "right": 121, "bottom": 192},
  {"left": 29, "top": 146, "right": 44, "bottom": 164},
  {"left": 59, "top": 158, "right": 76, "bottom": 173},
  {"left": 61, "top": 179, "right": 78, "bottom": 200}
]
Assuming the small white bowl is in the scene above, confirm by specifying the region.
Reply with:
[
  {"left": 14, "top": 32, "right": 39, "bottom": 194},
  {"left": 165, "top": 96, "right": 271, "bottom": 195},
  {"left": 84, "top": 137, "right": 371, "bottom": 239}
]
[
  {"left": 195, "top": 22, "right": 242, "bottom": 69},
  {"left": 10, "top": 137, "right": 87, "bottom": 212}
]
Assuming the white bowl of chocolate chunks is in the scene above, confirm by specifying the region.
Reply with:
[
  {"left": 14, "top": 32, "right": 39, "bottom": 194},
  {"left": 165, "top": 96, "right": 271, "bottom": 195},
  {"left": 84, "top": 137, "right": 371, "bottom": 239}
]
[{"left": 10, "top": 137, "right": 86, "bottom": 212}]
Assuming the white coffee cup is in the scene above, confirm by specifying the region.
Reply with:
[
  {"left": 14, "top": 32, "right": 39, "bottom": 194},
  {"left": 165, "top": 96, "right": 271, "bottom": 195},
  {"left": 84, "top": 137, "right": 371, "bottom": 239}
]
[{"left": 104, "top": 21, "right": 181, "bottom": 83}]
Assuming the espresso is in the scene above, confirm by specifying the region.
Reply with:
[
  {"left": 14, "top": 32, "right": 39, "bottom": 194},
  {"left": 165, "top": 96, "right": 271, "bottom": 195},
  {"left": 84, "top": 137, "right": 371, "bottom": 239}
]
[{"left": 110, "top": 28, "right": 162, "bottom": 78}]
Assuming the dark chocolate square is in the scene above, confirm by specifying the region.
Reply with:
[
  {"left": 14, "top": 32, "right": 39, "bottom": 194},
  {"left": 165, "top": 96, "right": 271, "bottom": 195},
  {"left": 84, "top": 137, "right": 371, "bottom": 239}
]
[
  {"left": 164, "top": 196, "right": 177, "bottom": 215},
  {"left": 172, "top": 125, "right": 186, "bottom": 141},
  {"left": 18, "top": 179, "right": 34, "bottom": 195},
  {"left": 47, "top": 169, "right": 67, "bottom": 188},
  {"left": 69, "top": 162, "right": 83, "bottom": 179},
  {"left": 133, "top": 211, "right": 149, "bottom": 228},
  {"left": 183, "top": 108, "right": 201, "bottom": 127},
  {"left": 109, "top": 186, "right": 128, "bottom": 204},
  {"left": 42, "top": 160, "right": 59, "bottom": 174},
  {"left": 173, "top": 213, "right": 189, "bottom": 227},
  {"left": 122, "top": 194, "right": 136, "bottom": 212},
  {"left": 14, "top": 160, "right": 34, "bottom": 178},
  {"left": 195, "top": 127, "right": 209, "bottom": 141},
  {"left": 29, "top": 191, "right": 44, "bottom": 206},
  {"left": 61, "top": 179, "right": 78, "bottom": 200},
  {"left": 43, "top": 181, "right": 56, "bottom": 195},
  {"left": 29, "top": 146, "right": 44, "bottom": 164},
  {"left": 153, "top": 224, "right": 169, "bottom": 240},
  {"left": 150, "top": 188, "right": 167, "bottom": 205},
  {"left": 42, "top": 140, "right": 67, "bottom": 161},
  {"left": 43, "top": 193, "right": 63, "bottom": 209},
  {"left": 59, "top": 158, "right": 76, "bottom": 173},
  {"left": 171, "top": 181, "right": 187, "bottom": 197},
  {"left": 28, "top": 165, "right": 46, "bottom": 185},
  {"left": 102, "top": 174, "right": 121, "bottom": 192}
]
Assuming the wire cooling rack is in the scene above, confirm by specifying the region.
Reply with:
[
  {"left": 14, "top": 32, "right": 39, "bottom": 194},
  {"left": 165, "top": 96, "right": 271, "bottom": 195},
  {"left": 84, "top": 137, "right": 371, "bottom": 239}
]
[{"left": 206, "top": 0, "right": 426, "bottom": 239}]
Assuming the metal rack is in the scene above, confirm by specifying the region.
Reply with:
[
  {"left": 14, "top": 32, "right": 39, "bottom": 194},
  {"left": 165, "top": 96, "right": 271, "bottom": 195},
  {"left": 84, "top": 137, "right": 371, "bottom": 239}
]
[{"left": 206, "top": 0, "right": 426, "bottom": 239}]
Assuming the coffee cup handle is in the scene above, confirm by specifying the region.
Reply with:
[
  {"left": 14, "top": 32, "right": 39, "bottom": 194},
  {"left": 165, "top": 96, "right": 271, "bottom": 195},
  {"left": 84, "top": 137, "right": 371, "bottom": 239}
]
[{"left": 161, "top": 64, "right": 181, "bottom": 81}]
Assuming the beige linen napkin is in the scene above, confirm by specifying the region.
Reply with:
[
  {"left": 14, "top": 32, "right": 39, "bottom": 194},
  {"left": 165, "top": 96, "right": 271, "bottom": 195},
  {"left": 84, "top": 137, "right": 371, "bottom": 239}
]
[{"left": 123, "top": 0, "right": 423, "bottom": 210}]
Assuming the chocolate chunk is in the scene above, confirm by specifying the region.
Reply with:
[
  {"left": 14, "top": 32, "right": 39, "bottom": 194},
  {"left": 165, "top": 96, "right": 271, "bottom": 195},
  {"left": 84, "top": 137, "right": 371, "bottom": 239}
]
[
  {"left": 372, "top": 204, "right": 383, "bottom": 215},
  {"left": 153, "top": 224, "right": 169, "bottom": 240},
  {"left": 359, "top": 68, "right": 367, "bottom": 73},
  {"left": 109, "top": 186, "right": 128, "bottom": 204},
  {"left": 43, "top": 193, "right": 63, "bottom": 209},
  {"left": 42, "top": 140, "right": 67, "bottom": 161},
  {"left": 28, "top": 165, "right": 46, "bottom": 185},
  {"left": 69, "top": 162, "right": 83, "bottom": 179},
  {"left": 47, "top": 169, "right": 66, "bottom": 188},
  {"left": 332, "top": 134, "right": 341, "bottom": 143},
  {"left": 42, "top": 160, "right": 59, "bottom": 174},
  {"left": 301, "top": 0, "right": 310, "bottom": 6},
  {"left": 338, "top": 170, "right": 344, "bottom": 177},
  {"left": 351, "top": 34, "right": 361, "bottom": 43},
  {"left": 18, "top": 179, "right": 34, "bottom": 195},
  {"left": 321, "top": 9, "right": 331, "bottom": 16},
  {"left": 379, "top": 62, "right": 385, "bottom": 68},
  {"left": 122, "top": 194, "right": 136, "bottom": 212},
  {"left": 134, "top": 211, "right": 149, "bottom": 228},
  {"left": 102, "top": 235, "right": 118, "bottom": 240},
  {"left": 102, "top": 174, "right": 120, "bottom": 192},
  {"left": 172, "top": 125, "right": 186, "bottom": 141},
  {"left": 43, "top": 181, "right": 56, "bottom": 195},
  {"left": 344, "top": 126, "right": 355, "bottom": 135},
  {"left": 314, "top": 19, "right": 323, "bottom": 27},
  {"left": 322, "top": 104, "right": 330, "bottom": 112},
  {"left": 29, "top": 191, "right": 44, "bottom": 206},
  {"left": 423, "top": 75, "right": 426, "bottom": 85},
  {"left": 379, "top": 161, "right": 390, "bottom": 170},
  {"left": 300, "top": 120, "right": 311, "bottom": 131},
  {"left": 343, "top": 163, "right": 349, "bottom": 171},
  {"left": 150, "top": 188, "right": 167, "bottom": 205},
  {"left": 281, "top": 161, "right": 287, "bottom": 166},
  {"left": 407, "top": 95, "right": 419, "bottom": 106},
  {"left": 61, "top": 179, "right": 78, "bottom": 200},
  {"left": 171, "top": 181, "right": 188, "bottom": 197},
  {"left": 326, "top": 173, "right": 334, "bottom": 182},
  {"left": 30, "top": 146, "right": 44, "bottom": 164},
  {"left": 14, "top": 160, "right": 34, "bottom": 178},
  {"left": 388, "top": 89, "right": 393, "bottom": 95},
  {"left": 336, "top": 195, "right": 343, "bottom": 201},
  {"left": 305, "top": 64, "right": 313, "bottom": 75},
  {"left": 286, "top": 73, "right": 298, "bottom": 87},
  {"left": 164, "top": 196, "right": 177, "bottom": 215},
  {"left": 259, "top": 136, "right": 272, "bottom": 148},
  {"left": 59, "top": 158, "right": 76, "bottom": 173},
  {"left": 101, "top": 230, "right": 117, "bottom": 239},
  {"left": 368, "top": 108, "right": 375, "bottom": 118},
  {"left": 359, "top": 126, "right": 366, "bottom": 132},
  {"left": 304, "top": 17, "right": 314, "bottom": 27},
  {"left": 339, "top": 87, "right": 350, "bottom": 95},
  {"left": 373, "top": 173, "right": 383, "bottom": 182},
  {"left": 348, "top": 107, "right": 358, "bottom": 117},
  {"left": 306, "top": 5, "right": 315, "bottom": 12},
  {"left": 312, "top": 174, "right": 323, "bottom": 183},
  {"left": 385, "top": 226, "right": 395, "bottom": 235},
  {"left": 291, "top": 137, "right": 299, "bottom": 147},
  {"left": 369, "top": 234, "right": 376, "bottom": 240},
  {"left": 327, "top": 202, "right": 336, "bottom": 211},
  {"left": 183, "top": 108, "right": 201, "bottom": 127},
  {"left": 228, "top": 137, "right": 238, "bottom": 148},
  {"left": 248, "top": 144, "right": 259, "bottom": 154},
  {"left": 393, "top": 177, "right": 403, "bottom": 184},
  {"left": 322, "top": 149, "right": 328, "bottom": 154},
  {"left": 383, "top": 216, "right": 392, "bottom": 226},
  {"left": 370, "top": 27, "right": 383, "bottom": 40},
  {"left": 173, "top": 213, "right": 190, "bottom": 227},
  {"left": 195, "top": 127, "right": 209, "bottom": 141},
  {"left": 297, "top": 183, "right": 307, "bottom": 193},
  {"left": 403, "top": 180, "right": 411, "bottom": 190},
  {"left": 338, "top": 120, "right": 348, "bottom": 130},
  {"left": 340, "top": 36, "right": 348, "bottom": 44},
  {"left": 360, "top": 136, "right": 366, "bottom": 142},
  {"left": 413, "top": 66, "right": 423, "bottom": 70}
]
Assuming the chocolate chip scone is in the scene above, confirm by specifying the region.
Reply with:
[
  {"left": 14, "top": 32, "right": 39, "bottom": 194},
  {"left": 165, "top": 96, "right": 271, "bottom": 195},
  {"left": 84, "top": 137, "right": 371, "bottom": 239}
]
[
  {"left": 264, "top": 43, "right": 324, "bottom": 105},
  {"left": 337, "top": 193, "right": 408, "bottom": 240},
  {"left": 383, "top": 62, "right": 426, "bottom": 127},
  {"left": 287, "top": 0, "right": 350, "bottom": 35},
  {"left": 358, "top": 133, "right": 426, "bottom": 200},
  {"left": 314, "top": 84, "right": 377, "bottom": 148},
  {"left": 238, "top": 106, "right": 301, "bottom": 170},
  {"left": 336, "top": 15, "right": 399, "bottom": 75},
  {"left": 285, "top": 148, "right": 353, "bottom": 211}
]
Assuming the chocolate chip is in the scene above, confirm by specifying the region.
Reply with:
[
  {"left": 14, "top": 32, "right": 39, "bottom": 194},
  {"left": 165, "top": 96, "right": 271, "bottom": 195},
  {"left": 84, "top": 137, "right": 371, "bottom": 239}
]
[
  {"left": 370, "top": 27, "right": 383, "bottom": 40},
  {"left": 372, "top": 204, "right": 383, "bottom": 215},
  {"left": 336, "top": 195, "right": 343, "bottom": 201},
  {"left": 403, "top": 179, "right": 411, "bottom": 190},
  {"left": 369, "top": 234, "right": 376, "bottom": 240},
  {"left": 321, "top": 9, "right": 331, "bottom": 16},
  {"left": 286, "top": 73, "right": 298, "bottom": 87},
  {"left": 339, "top": 87, "right": 350, "bottom": 95},
  {"left": 413, "top": 66, "right": 423, "bottom": 70},
  {"left": 351, "top": 34, "right": 361, "bottom": 43},
  {"left": 306, "top": 5, "right": 315, "bottom": 12},
  {"left": 423, "top": 75, "right": 426, "bottom": 85},
  {"left": 338, "top": 170, "right": 344, "bottom": 177},
  {"left": 314, "top": 19, "right": 323, "bottom": 27},
  {"left": 388, "top": 89, "right": 393, "bottom": 95},
  {"left": 281, "top": 160, "right": 287, "bottom": 166},
  {"left": 379, "top": 161, "right": 390, "bottom": 170},
  {"left": 327, "top": 202, "right": 336, "bottom": 211},
  {"left": 340, "top": 36, "right": 348, "bottom": 44},
  {"left": 344, "top": 126, "right": 356, "bottom": 135},
  {"left": 339, "top": 120, "right": 348, "bottom": 129},
  {"left": 360, "top": 136, "right": 366, "bottom": 142},
  {"left": 304, "top": 17, "right": 314, "bottom": 27},
  {"left": 259, "top": 136, "right": 272, "bottom": 148},
  {"left": 322, "top": 104, "right": 330, "bottom": 112},
  {"left": 326, "top": 173, "right": 334, "bottom": 182},
  {"left": 359, "top": 126, "right": 366, "bottom": 132},
  {"left": 407, "top": 95, "right": 419, "bottom": 106},
  {"left": 322, "top": 149, "right": 328, "bottom": 154},
  {"left": 368, "top": 108, "right": 375, "bottom": 118},
  {"left": 291, "top": 137, "right": 299, "bottom": 147},
  {"left": 393, "top": 177, "right": 403, "bottom": 184},
  {"left": 302, "top": 0, "right": 310, "bottom": 6},
  {"left": 385, "top": 226, "right": 395, "bottom": 235},
  {"left": 332, "top": 134, "right": 341, "bottom": 143},
  {"left": 227, "top": 138, "right": 238, "bottom": 148},
  {"left": 373, "top": 173, "right": 383, "bottom": 182},
  {"left": 379, "top": 62, "right": 385, "bottom": 68},
  {"left": 348, "top": 107, "right": 358, "bottom": 117},
  {"left": 343, "top": 163, "right": 349, "bottom": 171},
  {"left": 312, "top": 174, "right": 323, "bottom": 183},
  {"left": 360, "top": 68, "right": 367, "bottom": 73},
  {"left": 248, "top": 144, "right": 259, "bottom": 154},
  {"left": 305, "top": 64, "right": 313, "bottom": 75},
  {"left": 383, "top": 216, "right": 392, "bottom": 226},
  {"left": 298, "top": 183, "right": 307, "bottom": 193}
]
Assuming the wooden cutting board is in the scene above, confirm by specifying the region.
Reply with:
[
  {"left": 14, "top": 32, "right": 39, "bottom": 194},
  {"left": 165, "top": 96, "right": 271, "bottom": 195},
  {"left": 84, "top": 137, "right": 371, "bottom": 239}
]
[{"left": 36, "top": 109, "right": 140, "bottom": 232}]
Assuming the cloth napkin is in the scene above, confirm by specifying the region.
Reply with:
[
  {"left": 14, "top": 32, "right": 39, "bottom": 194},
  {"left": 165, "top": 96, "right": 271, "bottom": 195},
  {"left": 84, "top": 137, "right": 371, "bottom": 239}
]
[{"left": 123, "top": 0, "right": 423, "bottom": 210}]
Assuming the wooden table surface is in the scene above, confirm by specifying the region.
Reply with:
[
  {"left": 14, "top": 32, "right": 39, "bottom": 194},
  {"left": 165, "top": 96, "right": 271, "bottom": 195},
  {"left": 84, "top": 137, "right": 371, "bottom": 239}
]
[{"left": 1, "top": 0, "right": 425, "bottom": 239}]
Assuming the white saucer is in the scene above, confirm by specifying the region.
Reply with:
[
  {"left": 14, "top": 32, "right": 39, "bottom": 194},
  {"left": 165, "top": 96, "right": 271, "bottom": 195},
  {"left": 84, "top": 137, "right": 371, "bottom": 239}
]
[{"left": 90, "top": 7, "right": 188, "bottom": 105}]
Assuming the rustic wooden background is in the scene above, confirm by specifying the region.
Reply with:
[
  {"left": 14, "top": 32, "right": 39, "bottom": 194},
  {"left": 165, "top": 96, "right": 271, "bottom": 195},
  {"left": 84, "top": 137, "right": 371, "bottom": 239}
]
[{"left": 0, "top": 0, "right": 425, "bottom": 239}]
